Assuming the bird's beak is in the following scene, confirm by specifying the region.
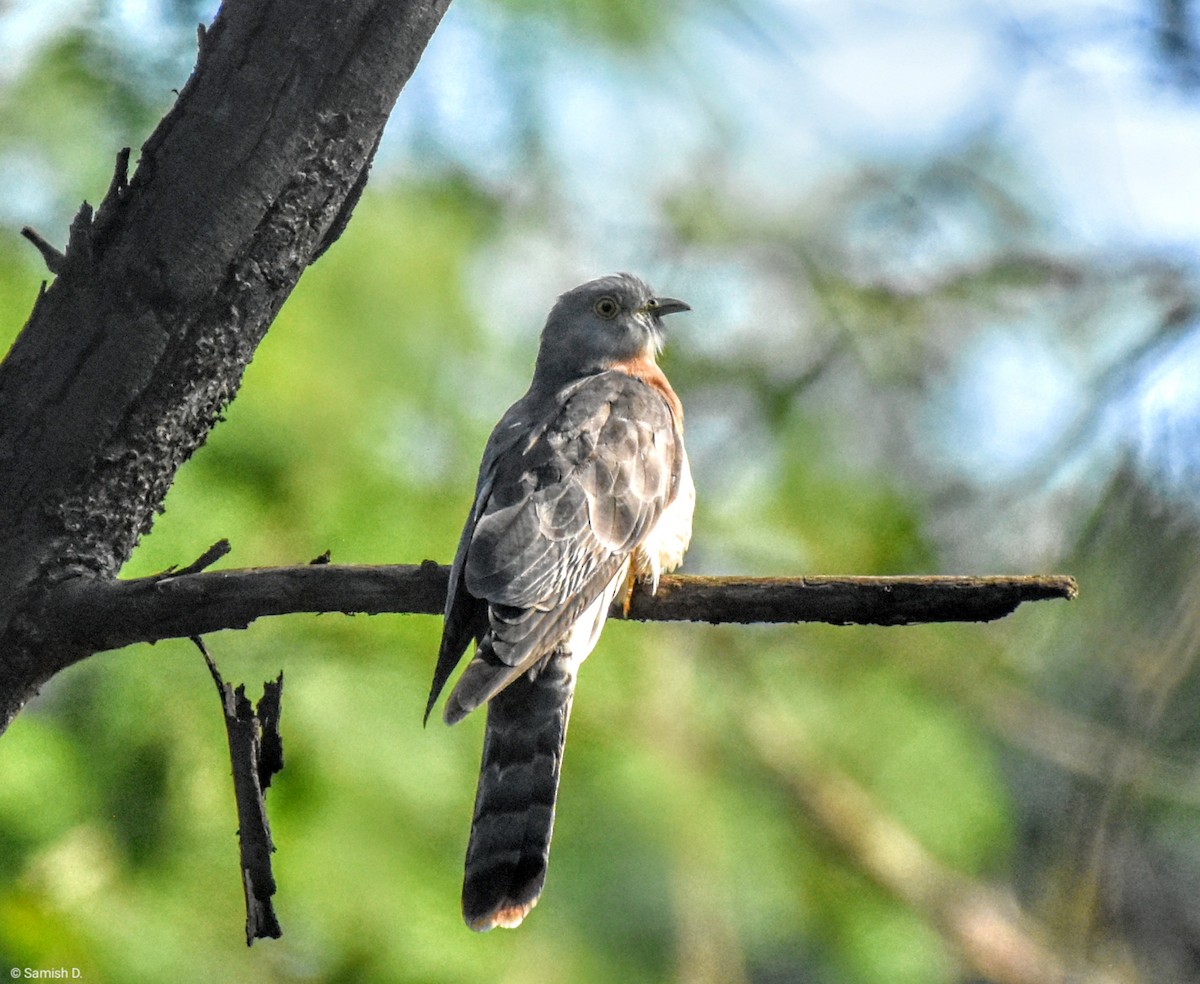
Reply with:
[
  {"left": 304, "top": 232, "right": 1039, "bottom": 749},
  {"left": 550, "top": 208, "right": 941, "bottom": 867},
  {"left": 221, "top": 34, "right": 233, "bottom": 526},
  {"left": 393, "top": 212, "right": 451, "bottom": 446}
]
[{"left": 644, "top": 296, "right": 691, "bottom": 317}]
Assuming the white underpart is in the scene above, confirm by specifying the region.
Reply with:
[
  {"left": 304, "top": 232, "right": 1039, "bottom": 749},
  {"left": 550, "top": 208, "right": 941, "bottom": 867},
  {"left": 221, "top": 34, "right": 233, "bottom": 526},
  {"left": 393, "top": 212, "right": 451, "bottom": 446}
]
[
  {"left": 634, "top": 449, "right": 695, "bottom": 594},
  {"left": 562, "top": 558, "right": 631, "bottom": 667}
]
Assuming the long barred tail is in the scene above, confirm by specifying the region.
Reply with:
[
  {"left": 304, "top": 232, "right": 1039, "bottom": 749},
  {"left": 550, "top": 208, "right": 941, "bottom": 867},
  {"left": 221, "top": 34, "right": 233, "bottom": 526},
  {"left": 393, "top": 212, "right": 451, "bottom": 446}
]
[{"left": 461, "top": 650, "right": 577, "bottom": 931}]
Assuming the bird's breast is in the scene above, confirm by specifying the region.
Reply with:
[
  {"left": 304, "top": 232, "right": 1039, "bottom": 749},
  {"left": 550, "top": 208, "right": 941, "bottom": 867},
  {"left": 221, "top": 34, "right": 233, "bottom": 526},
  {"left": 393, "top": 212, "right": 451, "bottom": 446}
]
[{"left": 608, "top": 355, "right": 684, "bottom": 426}]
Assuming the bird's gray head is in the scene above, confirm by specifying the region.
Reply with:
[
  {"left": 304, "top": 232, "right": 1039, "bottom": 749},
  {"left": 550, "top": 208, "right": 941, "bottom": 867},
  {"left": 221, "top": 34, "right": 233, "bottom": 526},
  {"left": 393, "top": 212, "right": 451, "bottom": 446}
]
[{"left": 534, "top": 273, "right": 690, "bottom": 383}]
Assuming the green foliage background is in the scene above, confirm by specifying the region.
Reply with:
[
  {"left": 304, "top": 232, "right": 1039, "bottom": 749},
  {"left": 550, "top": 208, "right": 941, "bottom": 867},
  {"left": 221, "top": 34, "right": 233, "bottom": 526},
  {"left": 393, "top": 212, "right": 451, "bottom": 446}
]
[{"left": 1, "top": 2, "right": 1199, "bottom": 982}]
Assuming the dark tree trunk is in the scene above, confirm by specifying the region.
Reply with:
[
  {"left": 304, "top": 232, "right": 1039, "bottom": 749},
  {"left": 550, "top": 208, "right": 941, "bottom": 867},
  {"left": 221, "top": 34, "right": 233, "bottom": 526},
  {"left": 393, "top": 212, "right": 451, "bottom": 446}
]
[{"left": 0, "top": 0, "right": 452, "bottom": 730}]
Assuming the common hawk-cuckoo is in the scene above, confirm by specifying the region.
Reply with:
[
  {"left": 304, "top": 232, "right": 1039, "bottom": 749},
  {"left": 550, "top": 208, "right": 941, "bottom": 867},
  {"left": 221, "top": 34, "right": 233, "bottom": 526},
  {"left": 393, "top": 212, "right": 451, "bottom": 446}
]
[{"left": 426, "top": 273, "right": 694, "bottom": 931}]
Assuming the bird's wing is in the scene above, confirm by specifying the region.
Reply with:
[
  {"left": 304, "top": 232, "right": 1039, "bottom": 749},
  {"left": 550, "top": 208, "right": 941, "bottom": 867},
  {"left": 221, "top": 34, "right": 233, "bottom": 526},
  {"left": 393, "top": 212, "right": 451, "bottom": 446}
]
[
  {"left": 430, "top": 369, "right": 682, "bottom": 722},
  {"left": 426, "top": 398, "right": 540, "bottom": 723}
]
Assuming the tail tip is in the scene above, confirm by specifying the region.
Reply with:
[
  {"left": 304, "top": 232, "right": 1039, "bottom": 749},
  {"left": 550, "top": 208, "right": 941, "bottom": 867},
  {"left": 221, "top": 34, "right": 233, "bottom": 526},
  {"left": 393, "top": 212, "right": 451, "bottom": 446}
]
[{"left": 465, "top": 900, "right": 537, "bottom": 932}]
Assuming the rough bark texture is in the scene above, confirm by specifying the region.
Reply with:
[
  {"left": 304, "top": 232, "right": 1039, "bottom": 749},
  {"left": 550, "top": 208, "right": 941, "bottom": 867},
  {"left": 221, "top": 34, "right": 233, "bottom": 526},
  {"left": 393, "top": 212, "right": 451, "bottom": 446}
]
[{"left": 0, "top": 0, "right": 451, "bottom": 729}]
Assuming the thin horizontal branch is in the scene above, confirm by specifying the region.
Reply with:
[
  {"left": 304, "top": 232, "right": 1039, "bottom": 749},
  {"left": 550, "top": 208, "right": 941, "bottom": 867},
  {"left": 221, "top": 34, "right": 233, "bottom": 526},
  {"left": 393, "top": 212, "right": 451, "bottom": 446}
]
[
  {"left": 623, "top": 572, "right": 1076, "bottom": 625},
  {"left": 44, "top": 563, "right": 1077, "bottom": 657}
]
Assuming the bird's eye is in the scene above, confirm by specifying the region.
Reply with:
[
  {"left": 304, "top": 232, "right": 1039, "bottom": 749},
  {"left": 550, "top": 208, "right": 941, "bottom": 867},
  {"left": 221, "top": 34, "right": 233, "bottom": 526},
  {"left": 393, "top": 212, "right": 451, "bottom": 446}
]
[{"left": 594, "top": 296, "right": 620, "bottom": 319}]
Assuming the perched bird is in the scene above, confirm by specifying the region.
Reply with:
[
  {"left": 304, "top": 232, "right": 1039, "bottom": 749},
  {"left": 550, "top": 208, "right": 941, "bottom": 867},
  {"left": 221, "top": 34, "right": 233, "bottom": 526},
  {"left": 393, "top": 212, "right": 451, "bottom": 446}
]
[{"left": 426, "top": 273, "right": 694, "bottom": 931}]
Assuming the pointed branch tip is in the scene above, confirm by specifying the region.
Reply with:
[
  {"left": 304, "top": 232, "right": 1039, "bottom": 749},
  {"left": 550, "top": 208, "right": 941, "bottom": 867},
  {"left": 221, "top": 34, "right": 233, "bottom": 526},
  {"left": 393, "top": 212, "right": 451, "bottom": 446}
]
[
  {"left": 160, "top": 539, "right": 232, "bottom": 580},
  {"left": 109, "top": 148, "right": 130, "bottom": 198},
  {"left": 20, "top": 227, "right": 65, "bottom": 275}
]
